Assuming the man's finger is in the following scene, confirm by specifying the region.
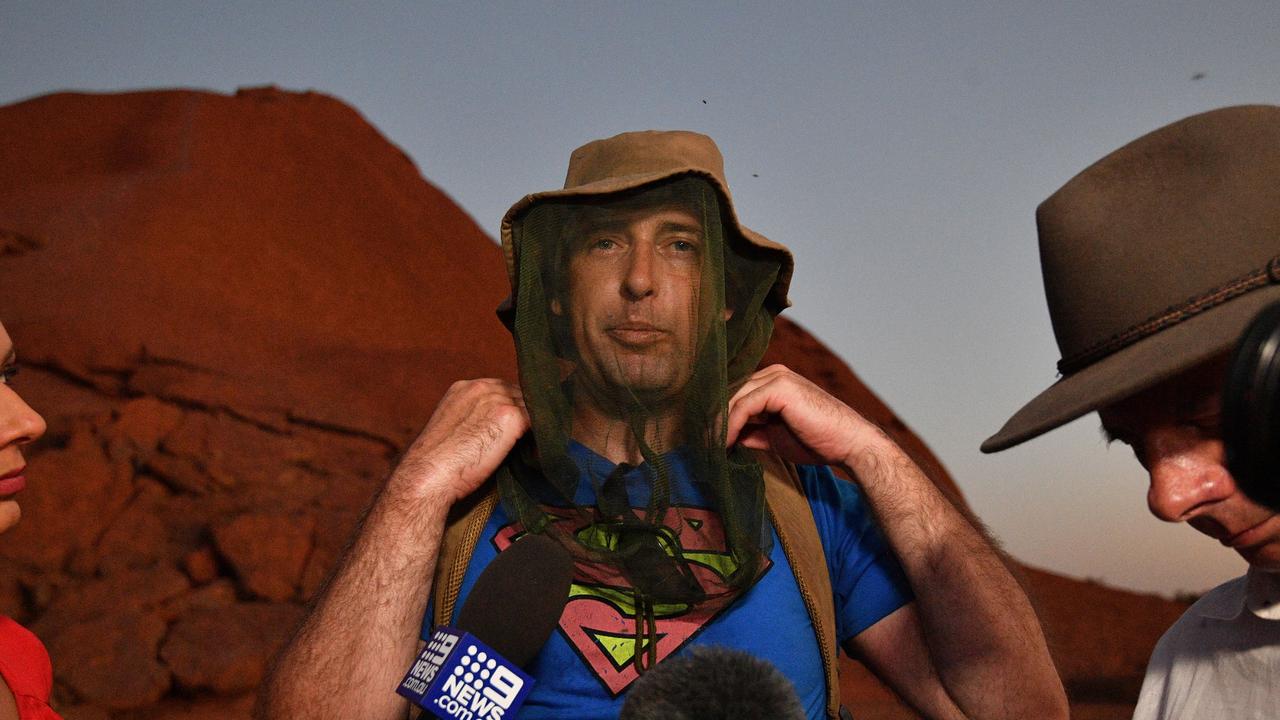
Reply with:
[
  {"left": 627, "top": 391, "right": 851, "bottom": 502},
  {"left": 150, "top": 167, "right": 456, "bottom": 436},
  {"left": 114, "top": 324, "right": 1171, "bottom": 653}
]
[
  {"left": 726, "top": 385, "right": 771, "bottom": 445},
  {"left": 756, "top": 363, "right": 794, "bottom": 379},
  {"left": 724, "top": 391, "right": 759, "bottom": 447},
  {"left": 736, "top": 425, "right": 774, "bottom": 452},
  {"left": 730, "top": 364, "right": 800, "bottom": 402},
  {"left": 727, "top": 369, "right": 782, "bottom": 408},
  {"left": 725, "top": 383, "right": 789, "bottom": 447}
]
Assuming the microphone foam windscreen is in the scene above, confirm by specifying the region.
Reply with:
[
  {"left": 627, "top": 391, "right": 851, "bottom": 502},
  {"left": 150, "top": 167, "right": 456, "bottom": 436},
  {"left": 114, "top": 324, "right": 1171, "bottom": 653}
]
[
  {"left": 453, "top": 533, "right": 575, "bottom": 667},
  {"left": 619, "top": 645, "right": 806, "bottom": 720}
]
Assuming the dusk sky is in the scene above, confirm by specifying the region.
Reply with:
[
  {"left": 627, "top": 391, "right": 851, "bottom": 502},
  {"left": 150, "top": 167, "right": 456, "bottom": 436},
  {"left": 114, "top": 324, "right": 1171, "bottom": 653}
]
[{"left": 4, "top": 1, "right": 1279, "bottom": 596}]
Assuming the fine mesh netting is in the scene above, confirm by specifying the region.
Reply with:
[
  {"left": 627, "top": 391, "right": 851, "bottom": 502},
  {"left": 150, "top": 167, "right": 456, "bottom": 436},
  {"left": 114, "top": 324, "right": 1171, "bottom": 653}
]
[{"left": 496, "top": 175, "right": 783, "bottom": 668}]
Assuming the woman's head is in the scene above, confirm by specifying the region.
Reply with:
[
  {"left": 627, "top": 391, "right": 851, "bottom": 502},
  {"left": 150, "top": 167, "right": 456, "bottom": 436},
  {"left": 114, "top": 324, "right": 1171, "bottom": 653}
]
[{"left": 0, "top": 320, "right": 46, "bottom": 534}]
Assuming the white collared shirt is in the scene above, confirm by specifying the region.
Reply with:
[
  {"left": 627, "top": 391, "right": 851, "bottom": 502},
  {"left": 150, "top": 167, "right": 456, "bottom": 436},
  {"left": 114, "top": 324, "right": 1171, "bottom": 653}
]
[{"left": 1133, "top": 568, "right": 1280, "bottom": 719}]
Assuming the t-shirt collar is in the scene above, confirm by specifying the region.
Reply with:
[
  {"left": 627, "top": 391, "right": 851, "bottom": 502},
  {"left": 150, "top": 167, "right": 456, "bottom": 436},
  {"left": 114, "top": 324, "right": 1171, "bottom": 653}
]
[
  {"left": 1244, "top": 567, "right": 1280, "bottom": 620},
  {"left": 1193, "top": 567, "right": 1280, "bottom": 621}
]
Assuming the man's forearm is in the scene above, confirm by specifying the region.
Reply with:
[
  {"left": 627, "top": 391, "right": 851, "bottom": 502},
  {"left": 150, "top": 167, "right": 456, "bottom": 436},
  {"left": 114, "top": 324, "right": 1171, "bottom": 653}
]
[
  {"left": 257, "top": 477, "right": 451, "bottom": 720},
  {"left": 844, "top": 437, "right": 1067, "bottom": 720}
]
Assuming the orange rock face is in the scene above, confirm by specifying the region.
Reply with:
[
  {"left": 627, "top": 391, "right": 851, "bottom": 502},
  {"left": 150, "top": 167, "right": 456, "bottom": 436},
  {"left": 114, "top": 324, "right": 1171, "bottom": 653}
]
[{"left": 0, "top": 88, "right": 1185, "bottom": 718}]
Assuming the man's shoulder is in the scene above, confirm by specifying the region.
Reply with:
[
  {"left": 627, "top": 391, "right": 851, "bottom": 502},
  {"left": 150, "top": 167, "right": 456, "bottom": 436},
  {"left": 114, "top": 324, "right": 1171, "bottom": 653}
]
[
  {"left": 778, "top": 462, "right": 882, "bottom": 550},
  {"left": 1185, "top": 574, "right": 1251, "bottom": 619},
  {"left": 1153, "top": 574, "right": 1250, "bottom": 656}
]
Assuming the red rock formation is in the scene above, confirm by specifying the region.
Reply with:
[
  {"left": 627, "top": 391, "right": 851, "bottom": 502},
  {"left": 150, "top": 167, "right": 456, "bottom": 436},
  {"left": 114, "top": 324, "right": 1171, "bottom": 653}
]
[{"left": 0, "top": 88, "right": 1184, "bottom": 719}]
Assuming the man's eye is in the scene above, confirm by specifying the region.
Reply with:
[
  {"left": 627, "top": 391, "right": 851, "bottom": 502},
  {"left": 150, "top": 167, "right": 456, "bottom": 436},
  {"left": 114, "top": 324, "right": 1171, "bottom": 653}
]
[
  {"left": 670, "top": 239, "right": 699, "bottom": 252},
  {"left": 1132, "top": 449, "right": 1150, "bottom": 472},
  {"left": 1189, "top": 414, "right": 1223, "bottom": 437},
  {"left": 0, "top": 366, "right": 18, "bottom": 385},
  {"left": 590, "top": 237, "right": 618, "bottom": 251},
  {"left": 1105, "top": 433, "right": 1146, "bottom": 467}
]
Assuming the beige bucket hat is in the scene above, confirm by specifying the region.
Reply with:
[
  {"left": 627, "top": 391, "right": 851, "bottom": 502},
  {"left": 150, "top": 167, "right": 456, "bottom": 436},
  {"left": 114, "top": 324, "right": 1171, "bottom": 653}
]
[
  {"left": 497, "top": 130, "right": 794, "bottom": 322},
  {"left": 983, "top": 105, "right": 1280, "bottom": 453}
]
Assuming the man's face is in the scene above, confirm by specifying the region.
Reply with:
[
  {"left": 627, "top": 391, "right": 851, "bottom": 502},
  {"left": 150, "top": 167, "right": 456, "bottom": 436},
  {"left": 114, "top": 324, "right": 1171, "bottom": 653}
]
[
  {"left": 557, "top": 204, "right": 705, "bottom": 405},
  {"left": 1099, "top": 355, "right": 1280, "bottom": 569}
]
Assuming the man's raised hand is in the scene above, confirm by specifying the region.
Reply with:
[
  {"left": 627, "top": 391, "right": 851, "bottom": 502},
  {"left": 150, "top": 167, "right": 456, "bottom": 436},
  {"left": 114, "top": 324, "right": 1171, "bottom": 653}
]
[
  {"left": 725, "top": 364, "right": 887, "bottom": 473},
  {"left": 392, "top": 379, "right": 530, "bottom": 505}
]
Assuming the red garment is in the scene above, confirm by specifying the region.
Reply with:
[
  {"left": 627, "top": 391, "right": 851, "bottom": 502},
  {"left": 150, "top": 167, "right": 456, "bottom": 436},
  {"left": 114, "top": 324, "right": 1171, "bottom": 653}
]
[{"left": 0, "top": 616, "right": 62, "bottom": 720}]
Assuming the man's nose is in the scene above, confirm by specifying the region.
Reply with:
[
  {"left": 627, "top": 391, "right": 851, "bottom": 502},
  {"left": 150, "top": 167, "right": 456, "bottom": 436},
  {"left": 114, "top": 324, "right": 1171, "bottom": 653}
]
[
  {"left": 621, "top": 241, "right": 655, "bottom": 300},
  {"left": 0, "top": 388, "right": 47, "bottom": 449},
  {"left": 1144, "top": 429, "right": 1233, "bottom": 522}
]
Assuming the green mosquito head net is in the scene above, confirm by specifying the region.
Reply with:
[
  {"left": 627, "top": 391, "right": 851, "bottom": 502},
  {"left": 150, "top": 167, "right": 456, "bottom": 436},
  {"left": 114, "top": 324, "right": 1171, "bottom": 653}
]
[{"left": 498, "top": 174, "right": 786, "bottom": 627}]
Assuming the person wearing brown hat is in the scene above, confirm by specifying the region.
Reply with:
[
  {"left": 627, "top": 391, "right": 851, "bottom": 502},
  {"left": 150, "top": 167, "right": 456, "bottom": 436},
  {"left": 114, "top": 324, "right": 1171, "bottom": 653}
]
[
  {"left": 261, "top": 131, "right": 1066, "bottom": 720},
  {"left": 983, "top": 105, "right": 1280, "bottom": 719}
]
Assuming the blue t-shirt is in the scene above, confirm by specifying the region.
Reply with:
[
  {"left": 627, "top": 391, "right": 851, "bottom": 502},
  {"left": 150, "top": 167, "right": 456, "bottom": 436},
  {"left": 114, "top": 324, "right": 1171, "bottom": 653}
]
[{"left": 421, "top": 442, "right": 912, "bottom": 719}]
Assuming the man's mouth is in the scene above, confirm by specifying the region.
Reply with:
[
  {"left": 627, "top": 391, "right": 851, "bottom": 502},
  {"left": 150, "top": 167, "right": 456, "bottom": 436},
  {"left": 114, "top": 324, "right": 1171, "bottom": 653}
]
[
  {"left": 1221, "top": 514, "right": 1280, "bottom": 549},
  {"left": 606, "top": 322, "right": 666, "bottom": 347},
  {"left": 0, "top": 465, "right": 26, "bottom": 497}
]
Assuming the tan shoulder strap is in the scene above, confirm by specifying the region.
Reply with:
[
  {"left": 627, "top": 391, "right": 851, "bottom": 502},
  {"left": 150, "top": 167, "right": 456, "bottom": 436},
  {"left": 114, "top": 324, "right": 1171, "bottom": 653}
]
[
  {"left": 759, "top": 452, "right": 841, "bottom": 720},
  {"left": 431, "top": 482, "right": 498, "bottom": 629}
]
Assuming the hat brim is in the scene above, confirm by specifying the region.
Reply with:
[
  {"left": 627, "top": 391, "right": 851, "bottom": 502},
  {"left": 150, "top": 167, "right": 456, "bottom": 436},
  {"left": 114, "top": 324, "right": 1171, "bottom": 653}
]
[{"left": 981, "top": 285, "right": 1280, "bottom": 453}]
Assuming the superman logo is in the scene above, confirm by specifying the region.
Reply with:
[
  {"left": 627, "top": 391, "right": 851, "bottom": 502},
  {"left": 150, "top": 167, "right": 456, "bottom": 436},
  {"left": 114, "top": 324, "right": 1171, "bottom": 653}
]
[{"left": 493, "top": 507, "right": 771, "bottom": 695}]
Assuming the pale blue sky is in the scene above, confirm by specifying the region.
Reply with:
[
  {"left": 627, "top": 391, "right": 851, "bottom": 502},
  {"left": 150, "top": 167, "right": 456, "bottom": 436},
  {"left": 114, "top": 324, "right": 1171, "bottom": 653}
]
[{"left": 4, "top": 1, "right": 1279, "bottom": 595}]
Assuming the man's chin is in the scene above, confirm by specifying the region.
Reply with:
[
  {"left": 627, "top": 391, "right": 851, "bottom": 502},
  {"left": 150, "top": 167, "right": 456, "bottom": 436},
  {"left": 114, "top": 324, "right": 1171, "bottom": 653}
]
[
  {"left": 601, "top": 366, "right": 686, "bottom": 395},
  {"left": 573, "top": 360, "right": 694, "bottom": 410},
  {"left": 1237, "top": 541, "right": 1280, "bottom": 571},
  {"left": 614, "top": 379, "right": 681, "bottom": 404}
]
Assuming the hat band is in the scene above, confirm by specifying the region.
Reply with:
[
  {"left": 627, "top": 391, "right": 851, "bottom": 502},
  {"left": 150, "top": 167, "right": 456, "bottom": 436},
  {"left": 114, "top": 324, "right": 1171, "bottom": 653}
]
[{"left": 1057, "top": 255, "right": 1280, "bottom": 376}]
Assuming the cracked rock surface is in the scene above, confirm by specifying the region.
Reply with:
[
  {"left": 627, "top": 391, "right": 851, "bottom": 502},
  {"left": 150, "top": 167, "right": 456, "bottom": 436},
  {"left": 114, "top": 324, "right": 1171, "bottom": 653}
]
[{"left": 0, "top": 88, "right": 1186, "bottom": 719}]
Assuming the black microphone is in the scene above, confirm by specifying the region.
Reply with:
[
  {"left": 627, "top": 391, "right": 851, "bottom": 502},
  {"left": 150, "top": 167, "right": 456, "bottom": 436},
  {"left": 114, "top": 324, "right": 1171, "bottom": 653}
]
[
  {"left": 454, "top": 533, "right": 575, "bottom": 666},
  {"left": 1225, "top": 300, "right": 1280, "bottom": 510},
  {"left": 402, "top": 533, "right": 574, "bottom": 719},
  {"left": 618, "top": 645, "right": 806, "bottom": 720}
]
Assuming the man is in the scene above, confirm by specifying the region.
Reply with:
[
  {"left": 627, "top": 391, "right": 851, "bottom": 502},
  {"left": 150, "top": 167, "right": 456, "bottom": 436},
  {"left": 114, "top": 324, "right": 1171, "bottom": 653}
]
[
  {"left": 260, "top": 131, "right": 1065, "bottom": 719},
  {"left": 982, "top": 105, "right": 1280, "bottom": 719}
]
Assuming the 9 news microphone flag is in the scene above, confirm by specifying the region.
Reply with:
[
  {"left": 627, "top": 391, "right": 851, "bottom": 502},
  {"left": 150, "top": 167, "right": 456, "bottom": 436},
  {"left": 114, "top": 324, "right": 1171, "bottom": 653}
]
[
  {"left": 399, "top": 628, "right": 532, "bottom": 720},
  {"left": 399, "top": 534, "right": 574, "bottom": 719}
]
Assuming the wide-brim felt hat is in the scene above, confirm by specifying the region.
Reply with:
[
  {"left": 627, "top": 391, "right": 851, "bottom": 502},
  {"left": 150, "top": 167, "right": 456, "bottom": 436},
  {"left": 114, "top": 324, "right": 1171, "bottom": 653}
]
[
  {"left": 983, "top": 105, "right": 1280, "bottom": 453},
  {"left": 497, "top": 130, "right": 794, "bottom": 322}
]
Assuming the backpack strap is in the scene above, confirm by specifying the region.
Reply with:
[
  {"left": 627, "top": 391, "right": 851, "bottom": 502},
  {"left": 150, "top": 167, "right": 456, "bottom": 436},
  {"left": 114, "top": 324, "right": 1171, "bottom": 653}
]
[
  {"left": 431, "top": 480, "right": 498, "bottom": 629},
  {"left": 758, "top": 451, "right": 841, "bottom": 720}
]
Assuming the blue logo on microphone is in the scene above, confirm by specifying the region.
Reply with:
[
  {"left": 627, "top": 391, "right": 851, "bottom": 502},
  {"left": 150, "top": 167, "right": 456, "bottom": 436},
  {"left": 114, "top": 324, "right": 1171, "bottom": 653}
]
[{"left": 399, "top": 628, "right": 533, "bottom": 719}]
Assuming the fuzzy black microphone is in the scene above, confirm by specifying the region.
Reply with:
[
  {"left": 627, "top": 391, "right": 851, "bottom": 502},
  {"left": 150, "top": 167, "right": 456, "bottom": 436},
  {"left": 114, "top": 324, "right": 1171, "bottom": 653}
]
[
  {"left": 1226, "top": 301, "right": 1280, "bottom": 511},
  {"left": 411, "top": 533, "right": 574, "bottom": 720},
  {"left": 454, "top": 532, "right": 574, "bottom": 666},
  {"left": 618, "top": 646, "right": 806, "bottom": 720}
]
